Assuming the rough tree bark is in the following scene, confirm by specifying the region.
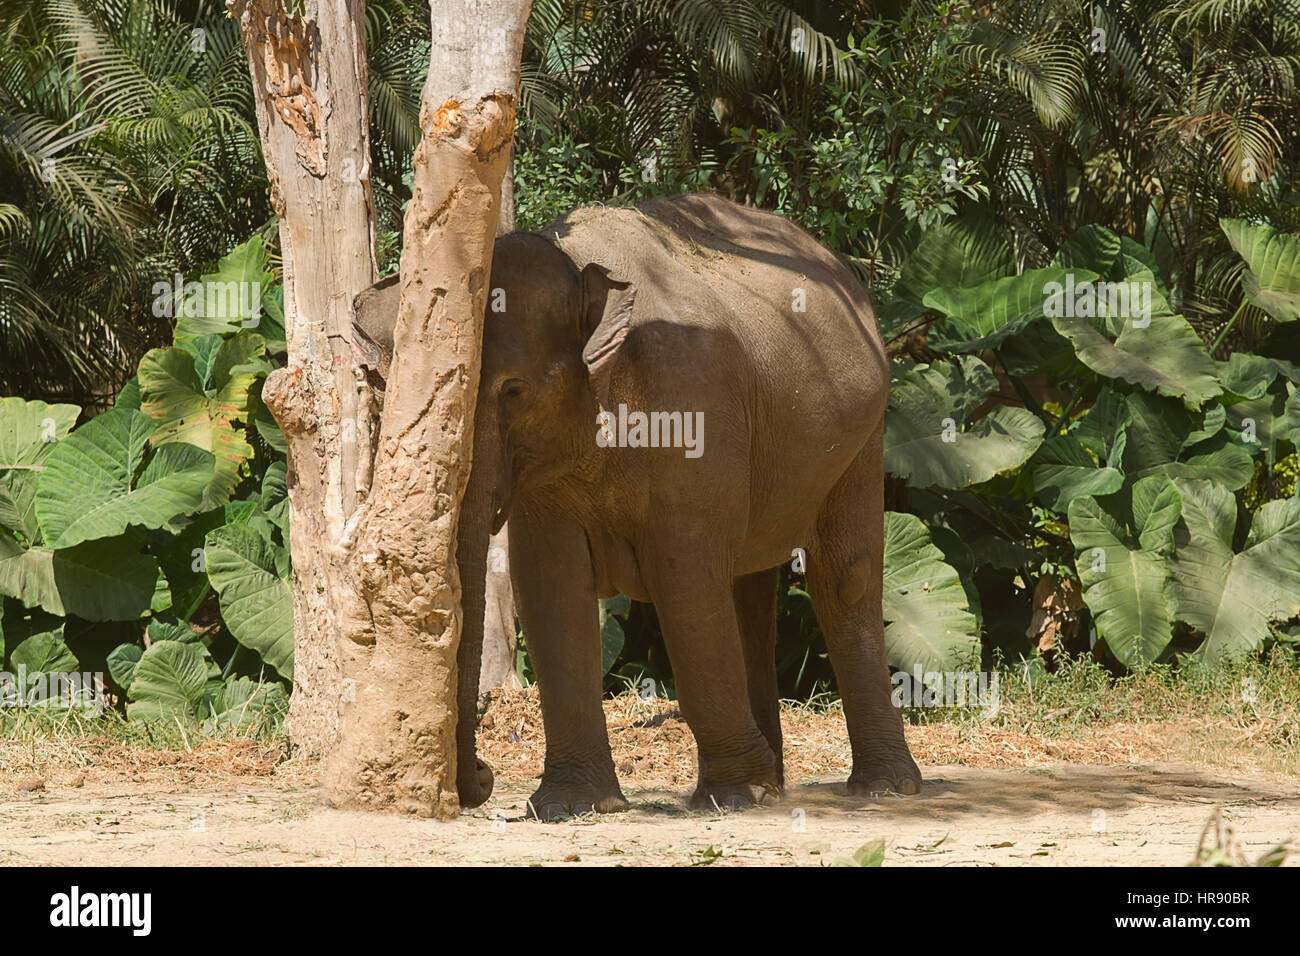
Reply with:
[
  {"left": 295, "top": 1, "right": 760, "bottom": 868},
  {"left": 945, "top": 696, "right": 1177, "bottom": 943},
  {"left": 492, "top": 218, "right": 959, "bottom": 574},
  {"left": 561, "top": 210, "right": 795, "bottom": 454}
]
[
  {"left": 230, "top": 0, "right": 377, "bottom": 754},
  {"left": 323, "top": 4, "right": 533, "bottom": 817}
]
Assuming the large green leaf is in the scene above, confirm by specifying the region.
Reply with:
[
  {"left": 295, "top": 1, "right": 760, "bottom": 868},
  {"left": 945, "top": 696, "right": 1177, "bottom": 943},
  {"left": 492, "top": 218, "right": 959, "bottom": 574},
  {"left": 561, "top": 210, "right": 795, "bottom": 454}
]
[
  {"left": 598, "top": 595, "right": 629, "bottom": 677},
  {"left": 0, "top": 397, "right": 81, "bottom": 541},
  {"left": 1168, "top": 480, "right": 1300, "bottom": 665},
  {"left": 1030, "top": 434, "right": 1123, "bottom": 512},
  {"left": 1054, "top": 226, "right": 1172, "bottom": 299},
  {"left": 34, "top": 408, "right": 213, "bottom": 549},
  {"left": 10, "top": 626, "right": 78, "bottom": 674},
  {"left": 1218, "top": 353, "right": 1278, "bottom": 403},
  {"left": 203, "top": 677, "right": 289, "bottom": 734},
  {"left": 1073, "top": 388, "right": 1131, "bottom": 469},
  {"left": 204, "top": 524, "right": 294, "bottom": 678},
  {"left": 882, "top": 511, "right": 980, "bottom": 673},
  {"left": 1069, "top": 476, "right": 1181, "bottom": 667},
  {"left": 0, "top": 397, "right": 80, "bottom": 471},
  {"left": 924, "top": 267, "right": 1094, "bottom": 353},
  {"left": 138, "top": 335, "right": 266, "bottom": 509},
  {"left": 1225, "top": 387, "right": 1290, "bottom": 465},
  {"left": 1220, "top": 219, "right": 1300, "bottom": 323},
  {"left": 885, "top": 356, "right": 1045, "bottom": 488},
  {"left": 126, "top": 640, "right": 209, "bottom": 722},
  {"left": 106, "top": 642, "right": 143, "bottom": 690},
  {"left": 1050, "top": 301, "right": 1222, "bottom": 407},
  {"left": 876, "top": 217, "right": 1014, "bottom": 334},
  {"left": 152, "top": 500, "right": 259, "bottom": 622},
  {"left": 172, "top": 237, "right": 274, "bottom": 348},
  {"left": 260, "top": 460, "right": 288, "bottom": 532},
  {"left": 0, "top": 529, "right": 158, "bottom": 620},
  {"left": 1122, "top": 394, "right": 1254, "bottom": 490}
]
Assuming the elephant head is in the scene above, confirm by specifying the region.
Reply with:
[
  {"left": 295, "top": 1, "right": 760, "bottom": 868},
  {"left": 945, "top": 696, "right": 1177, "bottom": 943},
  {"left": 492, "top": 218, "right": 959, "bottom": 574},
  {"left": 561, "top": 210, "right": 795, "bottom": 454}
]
[{"left": 351, "top": 233, "right": 631, "bottom": 808}]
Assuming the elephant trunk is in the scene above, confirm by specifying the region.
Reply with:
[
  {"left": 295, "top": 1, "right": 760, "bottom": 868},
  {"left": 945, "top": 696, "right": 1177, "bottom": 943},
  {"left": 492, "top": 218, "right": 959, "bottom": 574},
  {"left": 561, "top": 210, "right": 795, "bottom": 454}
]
[{"left": 454, "top": 407, "right": 504, "bottom": 808}]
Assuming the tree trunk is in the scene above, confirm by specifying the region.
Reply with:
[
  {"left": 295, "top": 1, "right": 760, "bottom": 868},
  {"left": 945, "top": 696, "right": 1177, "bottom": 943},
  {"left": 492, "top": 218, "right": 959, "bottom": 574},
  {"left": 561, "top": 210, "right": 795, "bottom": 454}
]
[
  {"left": 481, "top": 149, "right": 520, "bottom": 694},
  {"left": 230, "top": 0, "right": 377, "bottom": 755},
  {"left": 481, "top": 524, "right": 521, "bottom": 692},
  {"left": 323, "top": 3, "right": 533, "bottom": 817}
]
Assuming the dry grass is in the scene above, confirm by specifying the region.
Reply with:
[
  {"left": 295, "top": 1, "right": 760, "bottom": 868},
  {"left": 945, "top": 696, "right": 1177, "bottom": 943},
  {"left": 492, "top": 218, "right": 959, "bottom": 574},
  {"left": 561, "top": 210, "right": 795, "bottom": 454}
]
[{"left": 3, "top": 653, "right": 1297, "bottom": 794}]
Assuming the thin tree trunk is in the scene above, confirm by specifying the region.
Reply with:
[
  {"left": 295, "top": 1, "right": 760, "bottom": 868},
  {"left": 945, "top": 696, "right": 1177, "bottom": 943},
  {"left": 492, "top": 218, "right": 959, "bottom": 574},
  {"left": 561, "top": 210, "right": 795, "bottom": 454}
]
[
  {"left": 230, "top": 0, "right": 377, "bottom": 755},
  {"left": 481, "top": 148, "right": 520, "bottom": 694},
  {"left": 323, "top": 4, "right": 533, "bottom": 817},
  {"left": 481, "top": 524, "right": 522, "bottom": 692}
]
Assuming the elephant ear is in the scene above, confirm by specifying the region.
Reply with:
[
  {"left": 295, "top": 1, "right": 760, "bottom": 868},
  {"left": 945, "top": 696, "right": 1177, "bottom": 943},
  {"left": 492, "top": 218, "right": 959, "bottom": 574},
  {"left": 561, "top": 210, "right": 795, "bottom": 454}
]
[
  {"left": 352, "top": 274, "right": 400, "bottom": 385},
  {"left": 579, "top": 262, "right": 634, "bottom": 407}
]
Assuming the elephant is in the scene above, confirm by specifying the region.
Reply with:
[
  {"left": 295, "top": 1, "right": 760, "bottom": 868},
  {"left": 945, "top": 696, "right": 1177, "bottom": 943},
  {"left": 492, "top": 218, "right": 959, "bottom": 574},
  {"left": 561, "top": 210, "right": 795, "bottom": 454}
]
[{"left": 352, "top": 192, "right": 921, "bottom": 819}]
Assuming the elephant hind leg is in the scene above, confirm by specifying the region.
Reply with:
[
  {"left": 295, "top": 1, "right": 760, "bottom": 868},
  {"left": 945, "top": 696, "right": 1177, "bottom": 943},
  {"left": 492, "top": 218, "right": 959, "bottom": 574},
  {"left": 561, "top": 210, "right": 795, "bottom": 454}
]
[
  {"left": 645, "top": 556, "right": 779, "bottom": 810},
  {"left": 805, "top": 424, "right": 921, "bottom": 796},
  {"left": 733, "top": 568, "right": 784, "bottom": 792}
]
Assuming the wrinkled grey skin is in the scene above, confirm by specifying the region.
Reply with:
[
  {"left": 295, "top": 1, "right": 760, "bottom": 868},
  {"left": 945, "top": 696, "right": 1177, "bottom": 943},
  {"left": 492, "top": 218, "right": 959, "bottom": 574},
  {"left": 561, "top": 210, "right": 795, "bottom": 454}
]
[{"left": 354, "top": 193, "right": 920, "bottom": 818}]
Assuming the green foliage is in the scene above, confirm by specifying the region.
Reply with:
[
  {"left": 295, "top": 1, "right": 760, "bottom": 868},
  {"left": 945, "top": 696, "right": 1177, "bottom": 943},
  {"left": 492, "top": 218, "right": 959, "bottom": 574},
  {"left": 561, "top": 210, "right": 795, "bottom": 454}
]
[
  {"left": 0, "top": 235, "right": 291, "bottom": 728},
  {"left": 884, "top": 355, "right": 1045, "bottom": 488},
  {"left": 204, "top": 524, "right": 294, "bottom": 680},
  {"left": 882, "top": 512, "right": 980, "bottom": 672},
  {"left": 884, "top": 218, "right": 1300, "bottom": 674},
  {"left": 1220, "top": 220, "right": 1300, "bottom": 324}
]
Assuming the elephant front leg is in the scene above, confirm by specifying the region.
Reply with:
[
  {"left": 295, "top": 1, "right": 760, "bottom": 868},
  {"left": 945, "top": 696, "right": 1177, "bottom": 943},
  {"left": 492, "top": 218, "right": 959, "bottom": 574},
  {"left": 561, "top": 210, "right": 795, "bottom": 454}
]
[{"left": 510, "top": 505, "right": 627, "bottom": 821}]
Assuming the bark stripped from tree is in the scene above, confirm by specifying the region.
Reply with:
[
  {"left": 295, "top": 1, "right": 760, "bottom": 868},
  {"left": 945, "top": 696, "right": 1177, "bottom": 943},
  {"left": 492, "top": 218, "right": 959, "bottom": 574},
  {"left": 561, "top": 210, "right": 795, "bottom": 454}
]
[
  {"left": 230, "top": 0, "right": 377, "bottom": 755},
  {"left": 481, "top": 148, "right": 520, "bottom": 695},
  {"left": 323, "top": 7, "right": 532, "bottom": 817}
]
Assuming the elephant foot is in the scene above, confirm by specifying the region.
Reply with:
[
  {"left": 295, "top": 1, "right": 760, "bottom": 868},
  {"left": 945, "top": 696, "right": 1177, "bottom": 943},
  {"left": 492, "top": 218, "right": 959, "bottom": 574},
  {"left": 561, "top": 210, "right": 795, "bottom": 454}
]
[
  {"left": 528, "top": 764, "right": 628, "bottom": 821},
  {"left": 690, "top": 737, "right": 782, "bottom": 811},
  {"left": 458, "top": 758, "right": 495, "bottom": 809},
  {"left": 846, "top": 749, "right": 922, "bottom": 796},
  {"left": 690, "top": 780, "right": 783, "bottom": 811}
]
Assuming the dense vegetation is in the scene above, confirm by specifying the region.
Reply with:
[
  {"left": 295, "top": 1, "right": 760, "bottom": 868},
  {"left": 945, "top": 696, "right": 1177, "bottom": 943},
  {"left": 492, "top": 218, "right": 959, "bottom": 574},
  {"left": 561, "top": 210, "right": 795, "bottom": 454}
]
[{"left": 1, "top": 0, "right": 1298, "bottom": 727}]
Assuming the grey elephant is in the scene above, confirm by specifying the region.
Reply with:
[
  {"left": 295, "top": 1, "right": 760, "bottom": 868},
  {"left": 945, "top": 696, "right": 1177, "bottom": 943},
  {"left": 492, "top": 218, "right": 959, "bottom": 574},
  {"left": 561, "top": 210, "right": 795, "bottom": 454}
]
[{"left": 353, "top": 193, "right": 921, "bottom": 819}]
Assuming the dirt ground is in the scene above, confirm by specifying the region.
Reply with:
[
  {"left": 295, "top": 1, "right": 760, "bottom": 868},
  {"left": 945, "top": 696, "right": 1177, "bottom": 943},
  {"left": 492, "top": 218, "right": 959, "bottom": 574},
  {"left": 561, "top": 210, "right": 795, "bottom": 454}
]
[{"left": 2, "top": 692, "right": 1297, "bottom": 866}]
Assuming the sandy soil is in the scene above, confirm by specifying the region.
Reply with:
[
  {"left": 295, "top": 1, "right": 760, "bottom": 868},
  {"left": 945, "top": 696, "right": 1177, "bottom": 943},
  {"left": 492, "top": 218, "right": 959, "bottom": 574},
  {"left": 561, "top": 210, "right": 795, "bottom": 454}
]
[
  {"left": 0, "top": 764, "right": 1296, "bottom": 866},
  {"left": 2, "top": 695, "right": 1297, "bottom": 866}
]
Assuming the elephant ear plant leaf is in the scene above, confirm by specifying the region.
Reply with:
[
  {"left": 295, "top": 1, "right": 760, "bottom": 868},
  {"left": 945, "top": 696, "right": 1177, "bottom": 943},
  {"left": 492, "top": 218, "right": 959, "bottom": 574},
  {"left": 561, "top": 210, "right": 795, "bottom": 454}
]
[
  {"left": 0, "top": 403, "right": 190, "bottom": 621},
  {"left": 1122, "top": 393, "right": 1254, "bottom": 491},
  {"left": 0, "top": 397, "right": 80, "bottom": 541},
  {"left": 106, "top": 641, "right": 143, "bottom": 691},
  {"left": 34, "top": 407, "right": 215, "bottom": 549},
  {"left": 1068, "top": 475, "right": 1182, "bottom": 668},
  {"left": 1168, "top": 479, "right": 1300, "bottom": 666},
  {"left": 10, "top": 625, "right": 78, "bottom": 675},
  {"left": 138, "top": 334, "right": 268, "bottom": 509},
  {"left": 923, "top": 267, "right": 1092, "bottom": 353},
  {"left": 204, "top": 524, "right": 294, "bottom": 679},
  {"left": 172, "top": 236, "right": 274, "bottom": 349},
  {"left": 876, "top": 216, "right": 1014, "bottom": 334},
  {"left": 599, "top": 594, "right": 630, "bottom": 677},
  {"left": 126, "top": 640, "right": 210, "bottom": 723},
  {"left": 1220, "top": 219, "right": 1300, "bottom": 324},
  {"left": 885, "top": 356, "right": 1045, "bottom": 488},
  {"left": 0, "top": 529, "right": 160, "bottom": 621},
  {"left": 881, "top": 511, "right": 980, "bottom": 673},
  {"left": 1048, "top": 274, "right": 1223, "bottom": 408},
  {"left": 1030, "top": 434, "right": 1125, "bottom": 513},
  {"left": 204, "top": 676, "right": 289, "bottom": 734}
]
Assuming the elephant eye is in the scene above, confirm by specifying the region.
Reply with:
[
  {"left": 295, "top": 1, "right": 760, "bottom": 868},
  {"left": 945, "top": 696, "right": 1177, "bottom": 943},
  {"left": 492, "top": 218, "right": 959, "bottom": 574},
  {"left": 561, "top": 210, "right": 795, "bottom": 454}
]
[{"left": 500, "top": 378, "right": 527, "bottom": 401}]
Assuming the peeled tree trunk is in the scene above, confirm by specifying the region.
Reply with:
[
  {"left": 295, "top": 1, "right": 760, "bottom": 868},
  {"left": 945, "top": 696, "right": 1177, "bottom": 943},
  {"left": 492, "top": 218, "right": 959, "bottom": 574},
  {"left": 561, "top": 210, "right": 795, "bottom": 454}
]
[
  {"left": 230, "top": 0, "right": 378, "bottom": 755},
  {"left": 323, "top": 5, "right": 533, "bottom": 817},
  {"left": 481, "top": 148, "right": 521, "bottom": 695}
]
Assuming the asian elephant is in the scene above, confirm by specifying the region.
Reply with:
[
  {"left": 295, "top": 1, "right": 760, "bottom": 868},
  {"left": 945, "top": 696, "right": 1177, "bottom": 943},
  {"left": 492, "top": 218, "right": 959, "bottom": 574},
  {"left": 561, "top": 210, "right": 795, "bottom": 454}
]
[{"left": 353, "top": 193, "right": 921, "bottom": 819}]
